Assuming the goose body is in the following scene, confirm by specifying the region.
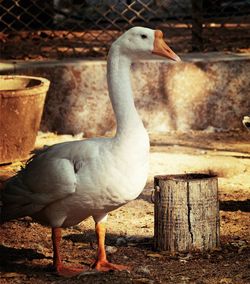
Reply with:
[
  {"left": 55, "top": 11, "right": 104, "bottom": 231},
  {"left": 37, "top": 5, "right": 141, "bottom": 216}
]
[
  {"left": 13, "top": 133, "right": 149, "bottom": 227},
  {"left": 1, "top": 27, "right": 180, "bottom": 275}
]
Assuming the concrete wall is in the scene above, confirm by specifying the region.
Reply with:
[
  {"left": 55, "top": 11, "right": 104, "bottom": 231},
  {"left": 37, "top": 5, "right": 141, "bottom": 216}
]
[{"left": 1, "top": 52, "right": 249, "bottom": 136}]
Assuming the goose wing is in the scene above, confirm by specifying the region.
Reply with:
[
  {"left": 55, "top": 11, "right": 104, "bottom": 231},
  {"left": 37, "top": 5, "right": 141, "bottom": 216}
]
[{"left": 1, "top": 140, "right": 91, "bottom": 221}]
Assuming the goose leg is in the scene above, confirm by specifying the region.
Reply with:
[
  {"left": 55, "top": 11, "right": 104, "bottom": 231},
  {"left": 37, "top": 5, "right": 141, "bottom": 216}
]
[
  {"left": 52, "top": 227, "right": 84, "bottom": 277},
  {"left": 92, "top": 222, "right": 130, "bottom": 271}
]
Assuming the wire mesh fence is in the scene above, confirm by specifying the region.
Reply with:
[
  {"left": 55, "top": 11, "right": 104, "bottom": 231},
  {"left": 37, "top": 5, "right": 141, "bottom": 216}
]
[{"left": 0, "top": 0, "right": 250, "bottom": 60}]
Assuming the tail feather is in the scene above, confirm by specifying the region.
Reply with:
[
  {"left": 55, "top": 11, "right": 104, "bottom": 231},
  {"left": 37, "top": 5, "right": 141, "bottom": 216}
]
[
  {"left": 1, "top": 202, "right": 44, "bottom": 223},
  {"left": 2, "top": 184, "right": 31, "bottom": 203},
  {"left": 0, "top": 175, "right": 44, "bottom": 223}
]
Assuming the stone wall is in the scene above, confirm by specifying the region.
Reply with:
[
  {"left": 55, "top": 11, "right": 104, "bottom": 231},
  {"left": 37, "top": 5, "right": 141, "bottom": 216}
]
[{"left": 1, "top": 52, "right": 249, "bottom": 136}]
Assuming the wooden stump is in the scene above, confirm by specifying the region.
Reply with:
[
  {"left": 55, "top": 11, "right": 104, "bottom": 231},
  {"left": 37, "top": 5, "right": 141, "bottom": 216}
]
[{"left": 154, "top": 173, "right": 220, "bottom": 252}]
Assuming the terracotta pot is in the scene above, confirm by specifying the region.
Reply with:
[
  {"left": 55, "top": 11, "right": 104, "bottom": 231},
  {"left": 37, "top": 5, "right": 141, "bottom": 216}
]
[{"left": 0, "top": 75, "right": 50, "bottom": 164}]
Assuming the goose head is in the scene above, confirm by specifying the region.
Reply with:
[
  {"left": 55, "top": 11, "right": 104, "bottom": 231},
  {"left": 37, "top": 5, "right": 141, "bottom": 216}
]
[{"left": 113, "top": 26, "right": 181, "bottom": 62}]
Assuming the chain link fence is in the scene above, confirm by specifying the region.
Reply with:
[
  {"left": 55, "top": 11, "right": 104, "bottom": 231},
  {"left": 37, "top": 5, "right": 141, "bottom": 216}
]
[{"left": 0, "top": 0, "right": 250, "bottom": 59}]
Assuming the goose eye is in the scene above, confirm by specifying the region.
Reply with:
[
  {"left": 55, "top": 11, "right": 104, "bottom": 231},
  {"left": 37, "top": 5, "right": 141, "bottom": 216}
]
[{"left": 141, "top": 34, "right": 147, "bottom": 39}]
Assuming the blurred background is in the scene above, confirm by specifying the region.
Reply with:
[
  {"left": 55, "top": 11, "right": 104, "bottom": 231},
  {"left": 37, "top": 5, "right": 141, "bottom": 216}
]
[{"left": 0, "top": 0, "right": 250, "bottom": 60}]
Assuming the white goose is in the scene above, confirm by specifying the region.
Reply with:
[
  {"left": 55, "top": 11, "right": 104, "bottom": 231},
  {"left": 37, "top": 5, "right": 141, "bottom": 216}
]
[{"left": 0, "top": 27, "right": 180, "bottom": 276}]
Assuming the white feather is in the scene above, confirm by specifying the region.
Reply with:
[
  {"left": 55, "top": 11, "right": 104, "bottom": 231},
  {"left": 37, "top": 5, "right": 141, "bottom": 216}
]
[{"left": 1, "top": 27, "right": 156, "bottom": 227}]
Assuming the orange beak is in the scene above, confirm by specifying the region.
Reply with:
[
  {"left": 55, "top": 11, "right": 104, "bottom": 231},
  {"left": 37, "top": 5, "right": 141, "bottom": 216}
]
[{"left": 152, "top": 30, "right": 181, "bottom": 62}]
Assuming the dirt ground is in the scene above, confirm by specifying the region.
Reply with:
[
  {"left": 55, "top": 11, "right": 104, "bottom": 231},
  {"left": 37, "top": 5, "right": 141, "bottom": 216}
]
[{"left": 0, "top": 131, "right": 249, "bottom": 284}]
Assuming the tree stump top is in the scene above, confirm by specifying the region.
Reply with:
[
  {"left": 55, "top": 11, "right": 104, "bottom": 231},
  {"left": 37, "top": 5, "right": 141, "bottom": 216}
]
[{"left": 155, "top": 173, "right": 217, "bottom": 182}]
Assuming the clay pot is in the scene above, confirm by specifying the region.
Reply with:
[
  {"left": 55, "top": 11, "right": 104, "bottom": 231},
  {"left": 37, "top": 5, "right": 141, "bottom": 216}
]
[{"left": 0, "top": 75, "right": 50, "bottom": 164}]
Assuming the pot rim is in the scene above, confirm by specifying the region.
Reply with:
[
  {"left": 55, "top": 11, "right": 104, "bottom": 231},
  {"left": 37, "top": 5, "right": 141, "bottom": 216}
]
[{"left": 0, "top": 75, "right": 50, "bottom": 97}]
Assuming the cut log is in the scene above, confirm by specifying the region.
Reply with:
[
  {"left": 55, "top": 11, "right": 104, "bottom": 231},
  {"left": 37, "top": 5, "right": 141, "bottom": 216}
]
[{"left": 154, "top": 173, "right": 220, "bottom": 252}]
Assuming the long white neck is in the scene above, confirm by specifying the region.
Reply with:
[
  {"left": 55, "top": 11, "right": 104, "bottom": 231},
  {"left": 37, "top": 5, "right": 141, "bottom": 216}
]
[{"left": 107, "top": 45, "right": 145, "bottom": 138}]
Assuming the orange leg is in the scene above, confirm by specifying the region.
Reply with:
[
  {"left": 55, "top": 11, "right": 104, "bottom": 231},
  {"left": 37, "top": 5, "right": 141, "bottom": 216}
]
[
  {"left": 92, "top": 222, "right": 130, "bottom": 272},
  {"left": 52, "top": 227, "right": 85, "bottom": 277}
]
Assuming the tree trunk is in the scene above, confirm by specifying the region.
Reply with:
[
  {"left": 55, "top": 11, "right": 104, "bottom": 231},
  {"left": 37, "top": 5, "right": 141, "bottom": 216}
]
[{"left": 154, "top": 173, "right": 220, "bottom": 252}]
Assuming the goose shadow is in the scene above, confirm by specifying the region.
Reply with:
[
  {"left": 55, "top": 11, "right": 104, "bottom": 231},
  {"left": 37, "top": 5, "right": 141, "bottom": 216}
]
[
  {"left": 0, "top": 230, "right": 153, "bottom": 276},
  {"left": 63, "top": 229, "right": 153, "bottom": 251},
  {"left": 0, "top": 245, "right": 52, "bottom": 275}
]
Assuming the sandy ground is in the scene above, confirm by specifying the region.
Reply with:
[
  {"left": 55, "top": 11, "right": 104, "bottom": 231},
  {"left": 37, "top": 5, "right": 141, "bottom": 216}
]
[{"left": 0, "top": 131, "right": 249, "bottom": 283}]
